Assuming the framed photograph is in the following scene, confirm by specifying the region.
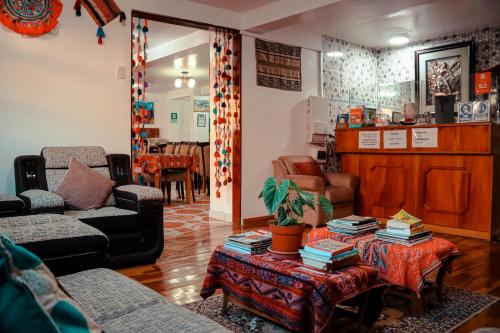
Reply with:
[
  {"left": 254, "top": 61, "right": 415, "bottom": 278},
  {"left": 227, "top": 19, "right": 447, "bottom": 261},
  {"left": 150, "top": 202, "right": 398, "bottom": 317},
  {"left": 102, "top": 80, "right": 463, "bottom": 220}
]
[
  {"left": 194, "top": 96, "right": 209, "bottom": 112},
  {"left": 170, "top": 112, "right": 178, "bottom": 124},
  {"left": 473, "top": 101, "right": 490, "bottom": 122},
  {"left": 196, "top": 113, "right": 206, "bottom": 127},
  {"left": 415, "top": 41, "right": 474, "bottom": 114},
  {"left": 457, "top": 102, "right": 473, "bottom": 123}
]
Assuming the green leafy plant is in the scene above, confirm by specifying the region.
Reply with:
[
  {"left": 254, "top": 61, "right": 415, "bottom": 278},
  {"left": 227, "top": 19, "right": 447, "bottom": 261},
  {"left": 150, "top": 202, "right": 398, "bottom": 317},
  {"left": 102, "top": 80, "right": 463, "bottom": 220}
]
[{"left": 259, "top": 176, "right": 333, "bottom": 226}]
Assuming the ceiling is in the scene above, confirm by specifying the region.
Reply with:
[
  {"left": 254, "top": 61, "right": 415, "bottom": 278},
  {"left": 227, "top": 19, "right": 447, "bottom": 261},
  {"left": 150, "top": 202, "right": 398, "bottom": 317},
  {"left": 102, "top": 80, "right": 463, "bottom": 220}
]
[
  {"left": 147, "top": 21, "right": 199, "bottom": 48},
  {"left": 188, "top": 0, "right": 279, "bottom": 13},
  {"left": 147, "top": 42, "right": 210, "bottom": 94},
  {"left": 247, "top": 0, "right": 500, "bottom": 48}
]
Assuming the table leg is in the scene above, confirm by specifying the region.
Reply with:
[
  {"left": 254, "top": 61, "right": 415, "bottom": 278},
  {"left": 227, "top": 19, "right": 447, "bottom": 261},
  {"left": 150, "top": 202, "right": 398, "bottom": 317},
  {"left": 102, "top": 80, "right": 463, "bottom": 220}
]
[
  {"left": 222, "top": 290, "right": 228, "bottom": 315},
  {"left": 185, "top": 167, "right": 192, "bottom": 204},
  {"left": 154, "top": 173, "right": 160, "bottom": 189}
]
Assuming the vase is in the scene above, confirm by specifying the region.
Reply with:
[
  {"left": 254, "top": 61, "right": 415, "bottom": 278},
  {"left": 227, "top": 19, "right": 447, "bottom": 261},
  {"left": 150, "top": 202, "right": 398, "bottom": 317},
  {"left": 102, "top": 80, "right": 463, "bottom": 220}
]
[{"left": 269, "top": 224, "right": 304, "bottom": 254}]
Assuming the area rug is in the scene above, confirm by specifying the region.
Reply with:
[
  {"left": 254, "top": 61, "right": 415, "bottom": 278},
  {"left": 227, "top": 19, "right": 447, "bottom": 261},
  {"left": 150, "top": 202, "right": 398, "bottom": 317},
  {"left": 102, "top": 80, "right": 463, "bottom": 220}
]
[
  {"left": 163, "top": 193, "right": 230, "bottom": 238},
  {"left": 184, "top": 286, "right": 498, "bottom": 333}
]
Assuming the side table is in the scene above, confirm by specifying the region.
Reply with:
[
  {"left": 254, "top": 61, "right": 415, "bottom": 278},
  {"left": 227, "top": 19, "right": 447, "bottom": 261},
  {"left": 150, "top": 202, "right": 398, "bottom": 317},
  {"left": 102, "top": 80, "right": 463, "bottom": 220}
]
[{"left": 0, "top": 193, "right": 25, "bottom": 218}]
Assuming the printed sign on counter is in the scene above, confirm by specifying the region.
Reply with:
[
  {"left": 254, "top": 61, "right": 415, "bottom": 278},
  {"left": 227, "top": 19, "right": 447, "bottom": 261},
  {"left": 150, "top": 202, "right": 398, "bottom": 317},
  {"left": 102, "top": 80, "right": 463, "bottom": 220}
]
[
  {"left": 359, "top": 131, "right": 381, "bottom": 149},
  {"left": 412, "top": 127, "right": 438, "bottom": 148},
  {"left": 384, "top": 130, "right": 407, "bottom": 149}
]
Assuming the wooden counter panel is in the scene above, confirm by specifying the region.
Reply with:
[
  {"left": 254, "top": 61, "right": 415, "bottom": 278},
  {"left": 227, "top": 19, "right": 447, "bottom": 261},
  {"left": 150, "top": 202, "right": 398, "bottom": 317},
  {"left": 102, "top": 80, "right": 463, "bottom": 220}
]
[
  {"left": 341, "top": 154, "right": 492, "bottom": 234},
  {"left": 336, "top": 123, "right": 492, "bottom": 154}
]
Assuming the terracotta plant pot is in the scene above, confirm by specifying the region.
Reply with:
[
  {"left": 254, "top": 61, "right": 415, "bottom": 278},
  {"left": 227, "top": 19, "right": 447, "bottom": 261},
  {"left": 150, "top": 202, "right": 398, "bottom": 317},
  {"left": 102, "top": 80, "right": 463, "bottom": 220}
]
[{"left": 269, "top": 224, "right": 304, "bottom": 254}]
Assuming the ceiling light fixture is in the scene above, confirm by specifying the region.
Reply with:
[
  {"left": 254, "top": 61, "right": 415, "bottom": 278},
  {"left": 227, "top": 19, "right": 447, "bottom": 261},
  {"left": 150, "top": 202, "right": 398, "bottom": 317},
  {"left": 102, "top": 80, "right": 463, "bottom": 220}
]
[
  {"left": 175, "top": 71, "right": 196, "bottom": 89},
  {"left": 326, "top": 51, "right": 344, "bottom": 57},
  {"left": 389, "top": 35, "right": 410, "bottom": 46}
]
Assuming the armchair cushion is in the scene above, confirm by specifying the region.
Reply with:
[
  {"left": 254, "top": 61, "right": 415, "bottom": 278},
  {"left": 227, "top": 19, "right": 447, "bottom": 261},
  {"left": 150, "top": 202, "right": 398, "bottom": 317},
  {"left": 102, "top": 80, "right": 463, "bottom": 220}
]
[
  {"left": 286, "top": 175, "right": 325, "bottom": 193},
  {"left": 324, "top": 172, "right": 359, "bottom": 189},
  {"left": 325, "top": 185, "right": 355, "bottom": 204},
  {"left": 19, "top": 189, "right": 64, "bottom": 210},
  {"left": 294, "top": 161, "right": 324, "bottom": 178},
  {"left": 114, "top": 185, "right": 163, "bottom": 202},
  {"left": 54, "top": 159, "right": 113, "bottom": 210}
]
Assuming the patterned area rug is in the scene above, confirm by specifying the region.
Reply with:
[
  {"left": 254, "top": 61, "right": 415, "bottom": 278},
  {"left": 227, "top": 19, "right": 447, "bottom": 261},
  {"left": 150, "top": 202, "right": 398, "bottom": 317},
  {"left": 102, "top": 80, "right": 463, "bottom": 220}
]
[
  {"left": 163, "top": 193, "right": 230, "bottom": 238},
  {"left": 184, "top": 286, "right": 498, "bottom": 333}
]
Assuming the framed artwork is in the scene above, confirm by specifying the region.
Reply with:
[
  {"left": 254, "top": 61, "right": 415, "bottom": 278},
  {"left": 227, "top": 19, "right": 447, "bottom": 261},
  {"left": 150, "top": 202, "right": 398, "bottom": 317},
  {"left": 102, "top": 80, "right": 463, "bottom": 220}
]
[
  {"left": 415, "top": 41, "right": 474, "bottom": 114},
  {"left": 194, "top": 96, "right": 209, "bottom": 112},
  {"left": 170, "top": 112, "right": 178, "bottom": 123},
  {"left": 473, "top": 101, "right": 490, "bottom": 122},
  {"left": 197, "top": 113, "right": 207, "bottom": 127},
  {"left": 457, "top": 102, "right": 473, "bottom": 123}
]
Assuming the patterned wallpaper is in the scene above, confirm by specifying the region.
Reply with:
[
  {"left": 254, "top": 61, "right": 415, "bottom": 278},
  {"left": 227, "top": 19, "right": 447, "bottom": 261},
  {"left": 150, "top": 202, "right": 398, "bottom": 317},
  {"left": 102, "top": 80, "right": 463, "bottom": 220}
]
[{"left": 322, "top": 25, "right": 500, "bottom": 122}]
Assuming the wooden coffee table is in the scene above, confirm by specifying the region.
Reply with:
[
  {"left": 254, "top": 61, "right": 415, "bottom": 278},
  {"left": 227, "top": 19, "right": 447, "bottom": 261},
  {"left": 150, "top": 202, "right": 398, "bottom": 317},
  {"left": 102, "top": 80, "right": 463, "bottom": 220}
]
[{"left": 201, "top": 246, "right": 388, "bottom": 333}]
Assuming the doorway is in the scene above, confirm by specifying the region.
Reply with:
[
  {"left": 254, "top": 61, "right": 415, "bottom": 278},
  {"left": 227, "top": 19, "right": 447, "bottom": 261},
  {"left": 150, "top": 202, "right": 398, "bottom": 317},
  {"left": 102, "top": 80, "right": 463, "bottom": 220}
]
[{"left": 130, "top": 11, "right": 242, "bottom": 227}]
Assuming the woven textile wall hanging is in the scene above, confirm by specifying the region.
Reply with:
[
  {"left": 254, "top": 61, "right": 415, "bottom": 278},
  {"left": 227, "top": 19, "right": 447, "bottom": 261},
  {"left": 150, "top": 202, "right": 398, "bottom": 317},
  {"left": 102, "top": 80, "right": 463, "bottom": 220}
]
[
  {"left": 255, "top": 38, "right": 302, "bottom": 91},
  {"left": 212, "top": 30, "right": 240, "bottom": 199},
  {"left": 131, "top": 17, "right": 149, "bottom": 184},
  {"left": 73, "top": 0, "right": 125, "bottom": 44},
  {"left": 0, "top": 0, "right": 63, "bottom": 36}
]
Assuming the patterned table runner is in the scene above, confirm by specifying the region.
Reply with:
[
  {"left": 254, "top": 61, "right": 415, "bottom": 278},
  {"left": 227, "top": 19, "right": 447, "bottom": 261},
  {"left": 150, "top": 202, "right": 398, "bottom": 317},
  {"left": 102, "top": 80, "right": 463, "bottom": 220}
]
[
  {"left": 307, "top": 228, "right": 459, "bottom": 297},
  {"left": 201, "top": 246, "right": 385, "bottom": 333}
]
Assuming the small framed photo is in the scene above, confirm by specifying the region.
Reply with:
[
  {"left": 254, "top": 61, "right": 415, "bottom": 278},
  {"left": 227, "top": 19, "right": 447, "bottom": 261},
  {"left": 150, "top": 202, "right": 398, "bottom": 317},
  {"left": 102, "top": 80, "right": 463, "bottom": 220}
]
[
  {"left": 196, "top": 113, "right": 206, "bottom": 127},
  {"left": 457, "top": 102, "right": 473, "bottom": 122},
  {"left": 473, "top": 101, "right": 490, "bottom": 122}
]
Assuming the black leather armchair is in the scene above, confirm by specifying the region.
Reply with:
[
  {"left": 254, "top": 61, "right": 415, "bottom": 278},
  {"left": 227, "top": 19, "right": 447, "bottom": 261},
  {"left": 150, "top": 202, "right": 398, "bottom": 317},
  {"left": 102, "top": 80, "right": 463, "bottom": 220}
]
[{"left": 14, "top": 146, "right": 164, "bottom": 268}]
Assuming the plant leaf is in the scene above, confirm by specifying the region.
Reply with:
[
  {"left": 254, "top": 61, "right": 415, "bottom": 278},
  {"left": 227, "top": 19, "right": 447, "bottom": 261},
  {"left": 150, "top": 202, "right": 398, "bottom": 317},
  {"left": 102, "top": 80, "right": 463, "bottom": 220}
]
[
  {"left": 298, "top": 192, "right": 315, "bottom": 209},
  {"left": 261, "top": 177, "right": 290, "bottom": 214},
  {"left": 277, "top": 206, "right": 287, "bottom": 225},
  {"left": 291, "top": 198, "right": 304, "bottom": 217},
  {"left": 319, "top": 195, "right": 334, "bottom": 219}
]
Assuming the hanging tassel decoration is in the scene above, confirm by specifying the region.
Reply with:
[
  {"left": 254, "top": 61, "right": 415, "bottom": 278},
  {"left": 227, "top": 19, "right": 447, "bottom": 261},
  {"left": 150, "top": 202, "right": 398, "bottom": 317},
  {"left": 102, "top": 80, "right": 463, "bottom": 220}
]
[
  {"left": 96, "top": 26, "right": 105, "bottom": 45},
  {"left": 74, "top": 0, "right": 82, "bottom": 16},
  {"left": 119, "top": 12, "right": 126, "bottom": 24}
]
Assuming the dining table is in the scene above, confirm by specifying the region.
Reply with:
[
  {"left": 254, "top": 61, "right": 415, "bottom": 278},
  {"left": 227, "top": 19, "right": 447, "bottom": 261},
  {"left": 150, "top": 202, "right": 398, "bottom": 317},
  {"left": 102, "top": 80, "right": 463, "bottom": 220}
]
[{"left": 142, "top": 153, "right": 200, "bottom": 204}]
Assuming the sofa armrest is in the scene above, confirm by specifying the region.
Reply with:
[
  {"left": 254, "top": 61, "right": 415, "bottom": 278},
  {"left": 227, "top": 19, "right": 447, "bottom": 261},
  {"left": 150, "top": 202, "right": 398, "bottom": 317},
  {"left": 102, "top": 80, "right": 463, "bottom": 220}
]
[
  {"left": 114, "top": 185, "right": 163, "bottom": 203},
  {"left": 18, "top": 189, "right": 64, "bottom": 213},
  {"left": 285, "top": 175, "right": 325, "bottom": 193},
  {"left": 324, "top": 173, "right": 359, "bottom": 189}
]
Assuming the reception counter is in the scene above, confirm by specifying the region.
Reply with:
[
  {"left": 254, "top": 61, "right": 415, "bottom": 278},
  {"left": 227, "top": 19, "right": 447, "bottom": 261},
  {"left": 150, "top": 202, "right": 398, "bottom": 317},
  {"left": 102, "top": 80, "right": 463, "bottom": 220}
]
[{"left": 335, "top": 122, "right": 500, "bottom": 241}]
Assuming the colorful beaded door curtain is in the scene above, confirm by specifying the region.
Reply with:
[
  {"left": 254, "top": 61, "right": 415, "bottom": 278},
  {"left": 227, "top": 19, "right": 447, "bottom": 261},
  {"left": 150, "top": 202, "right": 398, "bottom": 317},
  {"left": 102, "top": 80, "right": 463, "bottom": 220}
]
[
  {"left": 212, "top": 30, "right": 240, "bottom": 199},
  {"left": 131, "top": 17, "right": 149, "bottom": 184}
]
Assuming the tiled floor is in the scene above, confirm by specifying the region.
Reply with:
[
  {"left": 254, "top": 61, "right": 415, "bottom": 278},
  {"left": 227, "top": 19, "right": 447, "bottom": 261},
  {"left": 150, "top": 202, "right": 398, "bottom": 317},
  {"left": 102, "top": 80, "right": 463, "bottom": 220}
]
[{"left": 163, "top": 192, "right": 230, "bottom": 238}]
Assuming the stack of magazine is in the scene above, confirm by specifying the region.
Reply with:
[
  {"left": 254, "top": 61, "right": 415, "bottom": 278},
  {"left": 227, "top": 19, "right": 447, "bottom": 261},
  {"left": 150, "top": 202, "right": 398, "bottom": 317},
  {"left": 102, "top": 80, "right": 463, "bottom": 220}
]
[
  {"left": 223, "top": 230, "right": 272, "bottom": 255},
  {"left": 299, "top": 239, "right": 359, "bottom": 271},
  {"left": 375, "top": 210, "right": 432, "bottom": 246},
  {"left": 327, "top": 215, "right": 379, "bottom": 235}
]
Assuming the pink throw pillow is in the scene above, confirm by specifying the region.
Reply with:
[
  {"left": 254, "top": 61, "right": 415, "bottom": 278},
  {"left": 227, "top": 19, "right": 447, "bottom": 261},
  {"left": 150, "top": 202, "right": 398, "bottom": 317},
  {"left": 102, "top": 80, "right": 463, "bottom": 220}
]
[{"left": 55, "top": 158, "right": 113, "bottom": 210}]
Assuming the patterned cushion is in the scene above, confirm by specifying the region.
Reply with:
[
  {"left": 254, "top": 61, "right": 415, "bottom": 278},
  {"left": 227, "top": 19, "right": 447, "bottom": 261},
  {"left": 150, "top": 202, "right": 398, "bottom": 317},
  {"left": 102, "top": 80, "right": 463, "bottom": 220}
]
[
  {"left": 58, "top": 268, "right": 231, "bottom": 333},
  {"left": 115, "top": 185, "right": 163, "bottom": 201},
  {"left": 0, "top": 214, "right": 107, "bottom": 244},
  {"left": 19, "top": 189, "right": 64, "bottom": 209},
  {"left": 64, "top": 207, "right": 137, "bottom": 220},
  {"left": 0, "top": 235, "right": 102, "bottom": 333},
  {"left": 42, "top": 146, "right": 108, "bottom": 169}
]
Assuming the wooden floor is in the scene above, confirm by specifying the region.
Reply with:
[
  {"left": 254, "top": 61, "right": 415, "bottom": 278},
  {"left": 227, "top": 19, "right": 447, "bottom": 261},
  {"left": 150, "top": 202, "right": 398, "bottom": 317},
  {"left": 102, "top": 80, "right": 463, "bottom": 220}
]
[{"left": 119, "top": 222, "right": 500, "bottom": 332}]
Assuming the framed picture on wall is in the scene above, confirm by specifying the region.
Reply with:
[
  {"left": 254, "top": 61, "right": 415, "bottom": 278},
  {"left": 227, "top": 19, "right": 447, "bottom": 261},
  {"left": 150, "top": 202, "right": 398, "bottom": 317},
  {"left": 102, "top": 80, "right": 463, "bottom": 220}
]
[
  {"left": 197, "top": 113, "right": 206, "bottom": 127},
  {"left": 415, "top": 41, "right": 474, "bottom": 114},
  {"left": 194, "top": 96, "right": 209, "bottom": 112}
]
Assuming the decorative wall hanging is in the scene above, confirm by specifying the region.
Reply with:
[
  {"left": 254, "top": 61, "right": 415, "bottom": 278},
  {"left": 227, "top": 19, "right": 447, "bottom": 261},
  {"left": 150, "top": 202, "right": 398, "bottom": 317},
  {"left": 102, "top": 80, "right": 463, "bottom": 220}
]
[
  {"left": 131, "top": 17, "right": 149, "bottom": 184},
  {"left": 73, "top": 0, "right": 125, "bottom": 44},
  {"left": 255, "top": 38, "right": 302, "bottom": 91},
  {"left": 212, "top": 30, "right": 240, "bottom": 199},
  {"left": 0, "top": 0, "right": 63, "bottom": 36}
]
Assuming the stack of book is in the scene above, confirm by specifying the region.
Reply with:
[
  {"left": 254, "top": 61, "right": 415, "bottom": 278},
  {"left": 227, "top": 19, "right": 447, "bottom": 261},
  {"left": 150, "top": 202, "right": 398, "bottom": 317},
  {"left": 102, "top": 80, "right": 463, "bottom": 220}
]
[
  {"left": 299, "top": 239, "right": 360, "bottom": 271},
  {"left": 375, "top": 210, "right": 432, "bottom": 246},
  {"left": 223, "top": 230, "right": 272, "bottom": 255},
  {"left": 327, "top": 215, "right": 379, "bottom": 235}
]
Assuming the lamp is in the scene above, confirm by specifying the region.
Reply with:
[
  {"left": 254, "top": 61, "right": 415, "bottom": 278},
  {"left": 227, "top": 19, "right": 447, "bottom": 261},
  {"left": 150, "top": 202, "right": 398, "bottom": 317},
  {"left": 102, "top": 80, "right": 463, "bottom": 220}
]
[{"left": 175, "top": 71, "right": 196, "bottom": 88}]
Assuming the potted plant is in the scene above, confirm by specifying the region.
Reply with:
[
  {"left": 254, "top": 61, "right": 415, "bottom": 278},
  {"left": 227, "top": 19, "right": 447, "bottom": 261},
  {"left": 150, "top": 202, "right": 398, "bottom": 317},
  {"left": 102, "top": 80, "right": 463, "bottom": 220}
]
[{"left": 259, "top": 176, "right": 333, "bottom": 254}]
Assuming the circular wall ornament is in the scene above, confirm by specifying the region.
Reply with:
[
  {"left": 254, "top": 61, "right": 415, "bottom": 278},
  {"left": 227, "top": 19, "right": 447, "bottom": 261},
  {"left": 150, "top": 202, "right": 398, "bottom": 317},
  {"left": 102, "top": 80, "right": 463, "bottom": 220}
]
[{"left": 0, "top": 0, "right": 63, "bottom": 36}]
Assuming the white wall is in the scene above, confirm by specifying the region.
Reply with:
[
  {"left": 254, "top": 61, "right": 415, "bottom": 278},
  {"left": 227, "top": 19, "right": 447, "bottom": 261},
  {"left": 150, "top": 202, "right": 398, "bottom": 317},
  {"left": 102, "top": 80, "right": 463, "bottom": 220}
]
[
  {"left": 0, "top": 0, "right": 240, "bottom": 195},
  {"left": 241, "top": 27, "right": 322, "bottom": 220}
]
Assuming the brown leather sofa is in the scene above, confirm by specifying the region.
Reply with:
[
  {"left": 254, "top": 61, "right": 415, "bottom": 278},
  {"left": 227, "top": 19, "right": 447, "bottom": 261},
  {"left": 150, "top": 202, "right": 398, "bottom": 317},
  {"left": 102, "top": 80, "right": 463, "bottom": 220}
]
[{"left": 273, "top": 155, "right": 359, "bottom": 227}]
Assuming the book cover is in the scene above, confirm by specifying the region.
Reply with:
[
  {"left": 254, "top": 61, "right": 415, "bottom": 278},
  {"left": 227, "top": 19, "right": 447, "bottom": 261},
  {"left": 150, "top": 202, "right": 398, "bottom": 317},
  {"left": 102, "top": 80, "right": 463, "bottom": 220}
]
[
  {"left": 390, "top": 209, "right": 421, "bottom": 224},
  {"left": 349, "top": 107, "right": 363, "bottom": 128},
  {"left": 304, "top": 239, "right": 354, "bottom": 257},
  {"left": 300, "top": 248, "right": 358, "bottom": 262}
]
